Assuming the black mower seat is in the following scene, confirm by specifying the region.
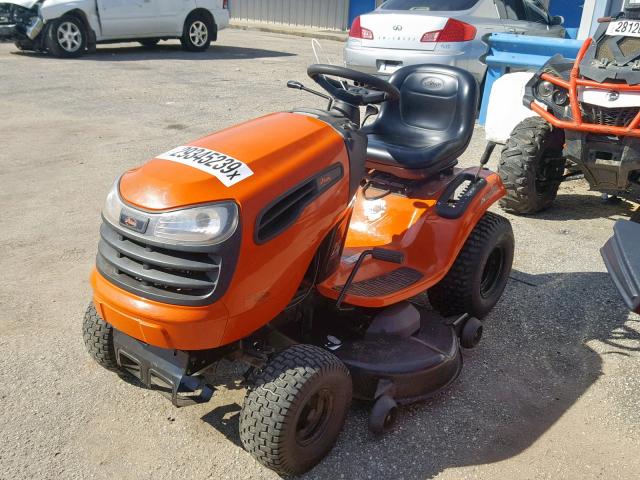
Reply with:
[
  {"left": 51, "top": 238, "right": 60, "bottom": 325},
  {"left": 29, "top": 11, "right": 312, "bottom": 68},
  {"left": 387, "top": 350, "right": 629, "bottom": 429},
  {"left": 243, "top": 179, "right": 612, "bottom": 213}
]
[{"left": 363, "top": 64, "right": 478, "bottom": 179}]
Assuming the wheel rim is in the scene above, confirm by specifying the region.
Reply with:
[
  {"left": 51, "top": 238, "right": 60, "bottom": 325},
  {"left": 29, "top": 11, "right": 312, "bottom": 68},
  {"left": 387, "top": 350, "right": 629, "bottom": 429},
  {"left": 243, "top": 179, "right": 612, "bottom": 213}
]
[
  {"left": 189, "top": 21, "right": 208, "bottom": 47},
  {"left": 383, "top": 407, "right": 397, "bottom": 430},
  {"left": 57, "top": 21, "right": 82, "bottom": 52},
  {"left": 480, "top": 246, "right": 505, "bottom": 298},
  {"left": 295, "top": 388, "right": 334, "bottom": 446}
]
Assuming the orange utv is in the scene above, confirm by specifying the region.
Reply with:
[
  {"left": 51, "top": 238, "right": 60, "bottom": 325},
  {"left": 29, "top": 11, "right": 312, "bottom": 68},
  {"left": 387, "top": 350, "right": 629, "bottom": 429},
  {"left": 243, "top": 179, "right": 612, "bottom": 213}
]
[{"left": 84, "top": 64, "right": 514, "bottom": 476}]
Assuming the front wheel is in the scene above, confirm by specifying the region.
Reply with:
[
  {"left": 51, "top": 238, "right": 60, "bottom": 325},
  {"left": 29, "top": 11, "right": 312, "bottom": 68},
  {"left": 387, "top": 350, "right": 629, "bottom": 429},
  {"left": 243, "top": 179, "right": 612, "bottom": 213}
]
[
  {"left": 498, "top": 117, "right": 566, "bottom": 215},
  {"left": 428, "top": 212, "right": 514, "bottom": 318},
  {"left": 82, "top": 304, "right": 119, "bottom": 371},
  {"left": 239, "top": 345, "right": 352, "bottom": 476},
  {"left": 181, "top": 14, "right": 212, "bottom": 52},
  {"left": 45, "top": 15, "right": 86, "bottom": 58}
]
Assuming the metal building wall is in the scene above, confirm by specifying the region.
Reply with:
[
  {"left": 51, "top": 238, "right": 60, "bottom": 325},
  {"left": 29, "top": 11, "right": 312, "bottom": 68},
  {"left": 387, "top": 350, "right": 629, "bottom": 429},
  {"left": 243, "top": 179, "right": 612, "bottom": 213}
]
[{"left": 229, "top": 0, "right": 350, "bottom": 31}]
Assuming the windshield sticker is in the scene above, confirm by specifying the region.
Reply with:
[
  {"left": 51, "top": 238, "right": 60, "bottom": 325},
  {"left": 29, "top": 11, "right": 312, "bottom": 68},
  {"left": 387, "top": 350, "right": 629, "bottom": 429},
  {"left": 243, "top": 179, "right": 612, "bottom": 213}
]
[{"left": 157, "top": 146, "right": 253, "bottom": 187}]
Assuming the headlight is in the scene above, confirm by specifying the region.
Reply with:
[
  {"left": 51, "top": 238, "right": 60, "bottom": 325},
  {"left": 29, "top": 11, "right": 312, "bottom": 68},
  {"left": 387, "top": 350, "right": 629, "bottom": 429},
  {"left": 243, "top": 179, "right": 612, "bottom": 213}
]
[
  {"left": 102, "top": 178, "right": 238, "bottom": 246},
  {"left": 536, "top": 80, "right": 555, "bottom": 98},
  {"left": 553, "top": 90, "right": 569, "bottom": 106}
]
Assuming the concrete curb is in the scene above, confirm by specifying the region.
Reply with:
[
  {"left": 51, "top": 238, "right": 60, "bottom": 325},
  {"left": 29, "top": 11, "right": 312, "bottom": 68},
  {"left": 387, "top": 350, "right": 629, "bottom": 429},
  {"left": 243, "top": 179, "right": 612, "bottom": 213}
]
[{"left": 229, "top": 21, "right": 347, "bottom": 42}]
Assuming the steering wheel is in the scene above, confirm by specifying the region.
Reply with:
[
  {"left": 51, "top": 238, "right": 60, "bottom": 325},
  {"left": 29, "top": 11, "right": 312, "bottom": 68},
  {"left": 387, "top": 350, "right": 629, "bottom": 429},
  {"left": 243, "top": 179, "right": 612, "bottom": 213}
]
[{"left": 307, "top": 64, "right": 400, "bottom": 106}]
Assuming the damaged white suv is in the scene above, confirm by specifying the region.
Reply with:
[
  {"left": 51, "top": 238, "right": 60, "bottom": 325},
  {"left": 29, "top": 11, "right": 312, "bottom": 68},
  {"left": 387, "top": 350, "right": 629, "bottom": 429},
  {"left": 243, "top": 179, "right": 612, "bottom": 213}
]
[{"left": 0, "top": 0, "right": 229, "bottom": 57}]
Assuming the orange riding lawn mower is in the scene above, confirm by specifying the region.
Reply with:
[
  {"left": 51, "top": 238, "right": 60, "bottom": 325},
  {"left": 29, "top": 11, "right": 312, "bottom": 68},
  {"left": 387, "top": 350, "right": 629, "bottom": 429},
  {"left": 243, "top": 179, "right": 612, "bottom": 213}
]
[{"left": 83, "top": 64, "right": 515, "bottom": 475}]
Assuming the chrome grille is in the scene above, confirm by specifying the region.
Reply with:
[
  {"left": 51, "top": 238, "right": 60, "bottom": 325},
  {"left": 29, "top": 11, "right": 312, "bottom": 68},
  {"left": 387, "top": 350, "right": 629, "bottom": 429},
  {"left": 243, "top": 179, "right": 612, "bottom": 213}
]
[
  {"left": 580, "top": 102, "right": 640, "bottom": 128},
  {"left": 97, "top": 222, "right": 222, "bottom": 305}
]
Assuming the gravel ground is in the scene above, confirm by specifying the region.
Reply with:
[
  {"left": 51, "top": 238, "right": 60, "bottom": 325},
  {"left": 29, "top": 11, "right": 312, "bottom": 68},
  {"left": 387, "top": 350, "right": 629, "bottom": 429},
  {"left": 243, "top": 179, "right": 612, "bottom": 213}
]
[{"left": 0, "top": 30, "right": 639, "bottom": 480}]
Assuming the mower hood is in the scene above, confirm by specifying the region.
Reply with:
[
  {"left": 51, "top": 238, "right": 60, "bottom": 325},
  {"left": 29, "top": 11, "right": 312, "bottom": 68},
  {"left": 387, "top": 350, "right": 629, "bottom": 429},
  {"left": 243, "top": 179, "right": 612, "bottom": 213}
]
[{"left": 118, "top": 112, "right": 345, "bottom": 212}]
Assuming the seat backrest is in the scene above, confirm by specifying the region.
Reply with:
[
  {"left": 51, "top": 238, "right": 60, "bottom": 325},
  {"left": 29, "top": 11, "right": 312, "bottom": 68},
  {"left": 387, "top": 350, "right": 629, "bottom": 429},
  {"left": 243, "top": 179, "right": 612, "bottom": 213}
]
[{"left": 372, "top": 64, "right": 478, "bottom": 152}]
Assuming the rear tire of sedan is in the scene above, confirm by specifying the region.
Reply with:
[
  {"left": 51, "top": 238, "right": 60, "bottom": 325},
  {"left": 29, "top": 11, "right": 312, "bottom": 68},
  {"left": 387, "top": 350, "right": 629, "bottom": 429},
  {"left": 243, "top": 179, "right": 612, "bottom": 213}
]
[
  {"left": 45, "top": 15, "right": 87, "bottom": 58},
  {"left": 181, "top": 13, "right": 212, "bottom": 52}
]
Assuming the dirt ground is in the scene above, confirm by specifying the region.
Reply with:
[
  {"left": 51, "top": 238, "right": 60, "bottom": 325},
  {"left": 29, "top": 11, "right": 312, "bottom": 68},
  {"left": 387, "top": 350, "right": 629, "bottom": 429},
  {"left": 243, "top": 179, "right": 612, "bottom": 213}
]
[{"left": 0, "top": 29, "right": 638, "bottom": 480}]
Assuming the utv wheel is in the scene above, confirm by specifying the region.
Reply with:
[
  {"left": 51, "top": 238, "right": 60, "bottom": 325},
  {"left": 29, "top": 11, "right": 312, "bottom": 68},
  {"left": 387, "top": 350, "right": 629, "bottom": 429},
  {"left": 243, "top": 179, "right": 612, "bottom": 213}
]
[
  {"left": 498, "top": 116, "right": 566, "bottom": 215},
  {"left": 82, "top": 304, "right": 118, "bottom": 371},
  {"left": 428, "top": 212, "right": 514, "bottom": 318},
  {"left": 368, "top": 395, "right": 398, "bottom": 435},
  {"left": 181, "top": 14, "right": 212, "bottom": 52},
  {"left": 239, "top": 344, "right": 352, "bottom": 476},
  {"left": 45, "top": 15, "right": 86, "bottom": 58},
  {"left": 139, "top": 39, "right": 160, "bottom": 48}
]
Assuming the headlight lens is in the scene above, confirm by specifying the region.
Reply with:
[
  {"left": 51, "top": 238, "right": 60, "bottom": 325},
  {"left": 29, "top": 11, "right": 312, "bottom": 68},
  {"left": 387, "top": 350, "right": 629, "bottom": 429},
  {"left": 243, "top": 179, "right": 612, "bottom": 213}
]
[
  {"left": 102, "top": 178, "right": 238, "bottom": 246},
  {"left": 536, "top": 80, "right": 555, "bottom": 98},
  {"left": 553, "top": 90, "right": 569, "bottom": 106}
]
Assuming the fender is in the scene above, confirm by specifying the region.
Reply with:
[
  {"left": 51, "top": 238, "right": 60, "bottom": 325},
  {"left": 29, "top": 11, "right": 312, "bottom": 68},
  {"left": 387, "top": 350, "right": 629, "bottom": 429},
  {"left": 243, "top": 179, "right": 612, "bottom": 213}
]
[
  {"left": 484, "top": 71, "right": 538, "bottom": 144},
  {"left": 317, "top": 168, "right": 506, "bottom": 307}
]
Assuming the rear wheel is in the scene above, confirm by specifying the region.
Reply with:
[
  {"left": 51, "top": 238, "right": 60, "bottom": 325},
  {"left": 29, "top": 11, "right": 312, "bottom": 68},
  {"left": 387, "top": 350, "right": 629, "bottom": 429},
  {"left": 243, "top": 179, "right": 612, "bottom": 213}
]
[
  {"left": 498, "top": 116, "right": 566, "bottom": 215},
  {"left": 45, "top": 15, "right": 86, "bottom": 58},
  {"left": 239, "top": 344, "right": 352, "bottom": 476},
  {"left": 82, "top": 304, "right": 118, "bottom": 371},
  {"left": 428, "top": 212, "right": 514, "bottom": 318},
  {"left": 181, "top": 13, "right": 212, "bottom": 52}
]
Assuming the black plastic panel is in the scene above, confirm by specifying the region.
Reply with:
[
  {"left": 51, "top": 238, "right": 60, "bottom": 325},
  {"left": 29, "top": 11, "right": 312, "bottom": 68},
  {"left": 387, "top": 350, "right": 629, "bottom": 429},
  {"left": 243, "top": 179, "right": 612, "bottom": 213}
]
[
  {"left": 601, "top": 220, "right": 640, "bottom": 311},
  {"left": 96, "top": 220, "right": 240, "bottom": 306}
]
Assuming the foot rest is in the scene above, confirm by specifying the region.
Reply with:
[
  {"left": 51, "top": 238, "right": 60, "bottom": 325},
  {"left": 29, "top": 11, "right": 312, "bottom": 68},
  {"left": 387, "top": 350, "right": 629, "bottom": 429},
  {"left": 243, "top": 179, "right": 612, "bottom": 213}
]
[{"left": 334, "top": 267, "right": 423, "bottom": 297}]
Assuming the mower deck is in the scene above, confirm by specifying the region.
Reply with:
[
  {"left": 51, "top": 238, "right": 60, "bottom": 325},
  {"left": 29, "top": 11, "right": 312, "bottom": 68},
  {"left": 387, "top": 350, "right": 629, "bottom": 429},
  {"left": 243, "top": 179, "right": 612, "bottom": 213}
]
[{"left": 335, "top": 309, "right": 462, "bottom": 404}]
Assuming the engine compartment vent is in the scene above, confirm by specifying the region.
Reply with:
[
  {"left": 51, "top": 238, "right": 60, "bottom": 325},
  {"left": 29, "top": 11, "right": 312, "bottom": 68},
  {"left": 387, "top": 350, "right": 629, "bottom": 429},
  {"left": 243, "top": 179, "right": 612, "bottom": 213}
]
[{"left": 255, "top": 164, "right": 343, "bottom": 244}]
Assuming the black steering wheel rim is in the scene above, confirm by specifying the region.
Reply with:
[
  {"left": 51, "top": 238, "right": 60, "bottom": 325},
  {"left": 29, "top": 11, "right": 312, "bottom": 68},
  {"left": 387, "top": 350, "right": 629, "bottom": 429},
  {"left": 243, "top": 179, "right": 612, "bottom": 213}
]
[{"left": 307, "top": 64, "right": 400, "bottom": 106}]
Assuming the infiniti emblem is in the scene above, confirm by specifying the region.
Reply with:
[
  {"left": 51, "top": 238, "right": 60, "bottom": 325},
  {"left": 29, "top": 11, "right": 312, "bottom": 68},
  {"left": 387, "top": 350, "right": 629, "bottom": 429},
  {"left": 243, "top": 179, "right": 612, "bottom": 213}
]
[
  {"left": 607, "top": 90, "right": 620, "bottom": 102},
  {"left": 393, "top": 25, "right": 402, "bottom": 31}
]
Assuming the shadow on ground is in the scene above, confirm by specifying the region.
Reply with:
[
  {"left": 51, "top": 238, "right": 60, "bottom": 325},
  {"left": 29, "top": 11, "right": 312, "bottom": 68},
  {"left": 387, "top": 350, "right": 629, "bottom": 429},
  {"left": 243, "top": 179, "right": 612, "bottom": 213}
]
[
  {"left": 529, "top": 191, "right": 638, "bottom": 221},
  {"left": 13, "top": 44, "right": 296, "bottom": 62},
  {"left": 199, "top": 270, "right": 638, "bottom": 479}
]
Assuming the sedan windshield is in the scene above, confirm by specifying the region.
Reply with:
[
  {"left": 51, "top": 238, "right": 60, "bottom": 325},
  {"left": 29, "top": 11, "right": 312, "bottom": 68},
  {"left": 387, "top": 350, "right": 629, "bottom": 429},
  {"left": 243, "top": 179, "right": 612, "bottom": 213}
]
[{"left": 381, "top": 0, "right": 480, "bottom": 11}]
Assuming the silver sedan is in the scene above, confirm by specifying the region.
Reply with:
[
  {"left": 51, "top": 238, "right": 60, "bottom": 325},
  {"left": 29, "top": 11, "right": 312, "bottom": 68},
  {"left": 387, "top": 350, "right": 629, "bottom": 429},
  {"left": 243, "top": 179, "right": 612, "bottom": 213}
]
[{"left": 344, "top": 0, "right": 565, "bottom": 83}]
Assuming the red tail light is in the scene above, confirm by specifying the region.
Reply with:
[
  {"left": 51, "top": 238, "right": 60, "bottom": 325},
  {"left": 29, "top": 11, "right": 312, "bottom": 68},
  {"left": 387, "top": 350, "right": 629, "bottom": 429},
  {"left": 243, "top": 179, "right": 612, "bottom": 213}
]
[
  {"left": 421, "top": 18, "right": 476, "bottom": 43},
  {"left": 349, "top": 16, "right": 374, "bottom": 40},
  {"left": 223, "top": 0, "right": 228, "bottom": 9}
]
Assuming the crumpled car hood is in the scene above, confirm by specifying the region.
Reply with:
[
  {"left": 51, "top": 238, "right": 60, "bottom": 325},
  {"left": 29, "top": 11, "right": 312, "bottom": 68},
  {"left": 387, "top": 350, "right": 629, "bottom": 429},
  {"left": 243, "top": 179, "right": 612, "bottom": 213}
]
[{"left": 0, "top": 1, "right": 40, "bottom": 9}]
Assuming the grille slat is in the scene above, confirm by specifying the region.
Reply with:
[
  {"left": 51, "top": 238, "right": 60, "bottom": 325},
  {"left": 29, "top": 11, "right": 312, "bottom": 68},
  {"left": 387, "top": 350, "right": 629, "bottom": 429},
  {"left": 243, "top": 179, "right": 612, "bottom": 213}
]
[
  {"left": 580, "top": 102, "right": 640, "bottom": 128},
  {"left": 100, "top": 223, "right": 219, "bottom": 272},
  {"left": 99, "top": 243, "right": 217, "bottom": 290},
  {"left": 97, "top": 222, "right": 221, "bottom": 304}
]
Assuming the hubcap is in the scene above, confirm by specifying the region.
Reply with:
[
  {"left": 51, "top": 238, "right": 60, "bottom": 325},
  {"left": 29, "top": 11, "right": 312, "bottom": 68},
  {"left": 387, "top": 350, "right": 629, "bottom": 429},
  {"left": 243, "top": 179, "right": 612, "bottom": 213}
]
[
  {"left": 295, "top": 388, "right": 333, "bottom": 446},
  {"left": 189, "top": 21, "right": 208, "bottom": 47},
  {"left": 57, "top": 21, "right": 82, "bottom": 52},
  {"left": 480, "top": 246, "right": 505, "bottom": 298}
]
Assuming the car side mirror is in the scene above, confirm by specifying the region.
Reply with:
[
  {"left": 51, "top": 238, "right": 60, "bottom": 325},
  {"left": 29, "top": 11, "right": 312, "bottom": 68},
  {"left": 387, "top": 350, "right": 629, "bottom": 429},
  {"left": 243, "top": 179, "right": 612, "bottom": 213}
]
[{"left": 550, "top": 15, "right": 564, "bottom": 26}]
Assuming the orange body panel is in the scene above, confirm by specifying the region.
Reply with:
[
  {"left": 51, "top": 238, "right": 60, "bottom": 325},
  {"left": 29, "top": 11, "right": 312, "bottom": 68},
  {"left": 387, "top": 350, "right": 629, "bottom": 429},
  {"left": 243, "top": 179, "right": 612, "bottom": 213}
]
[
  {"left": 92, "top": 112, "right": 350, "bottom": 350},
  {"left": 317, "top": 168, "right": 506, "bottom": 307},
  {"left": 531, "top": 37, "right": 640, "bottom": 138}
]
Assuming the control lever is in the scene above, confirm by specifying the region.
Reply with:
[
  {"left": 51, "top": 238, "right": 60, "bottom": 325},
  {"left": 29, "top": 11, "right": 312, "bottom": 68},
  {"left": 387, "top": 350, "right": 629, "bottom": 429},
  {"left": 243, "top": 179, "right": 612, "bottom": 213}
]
[
  {"left": 474, "top": 141, "right": 496, "bottom": 183},
  {"left": 287, "top": 80, "right": 333, "bottom": 108},
  {"left": 372, "top": 247, "right": 404, "bottom": 264}
]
